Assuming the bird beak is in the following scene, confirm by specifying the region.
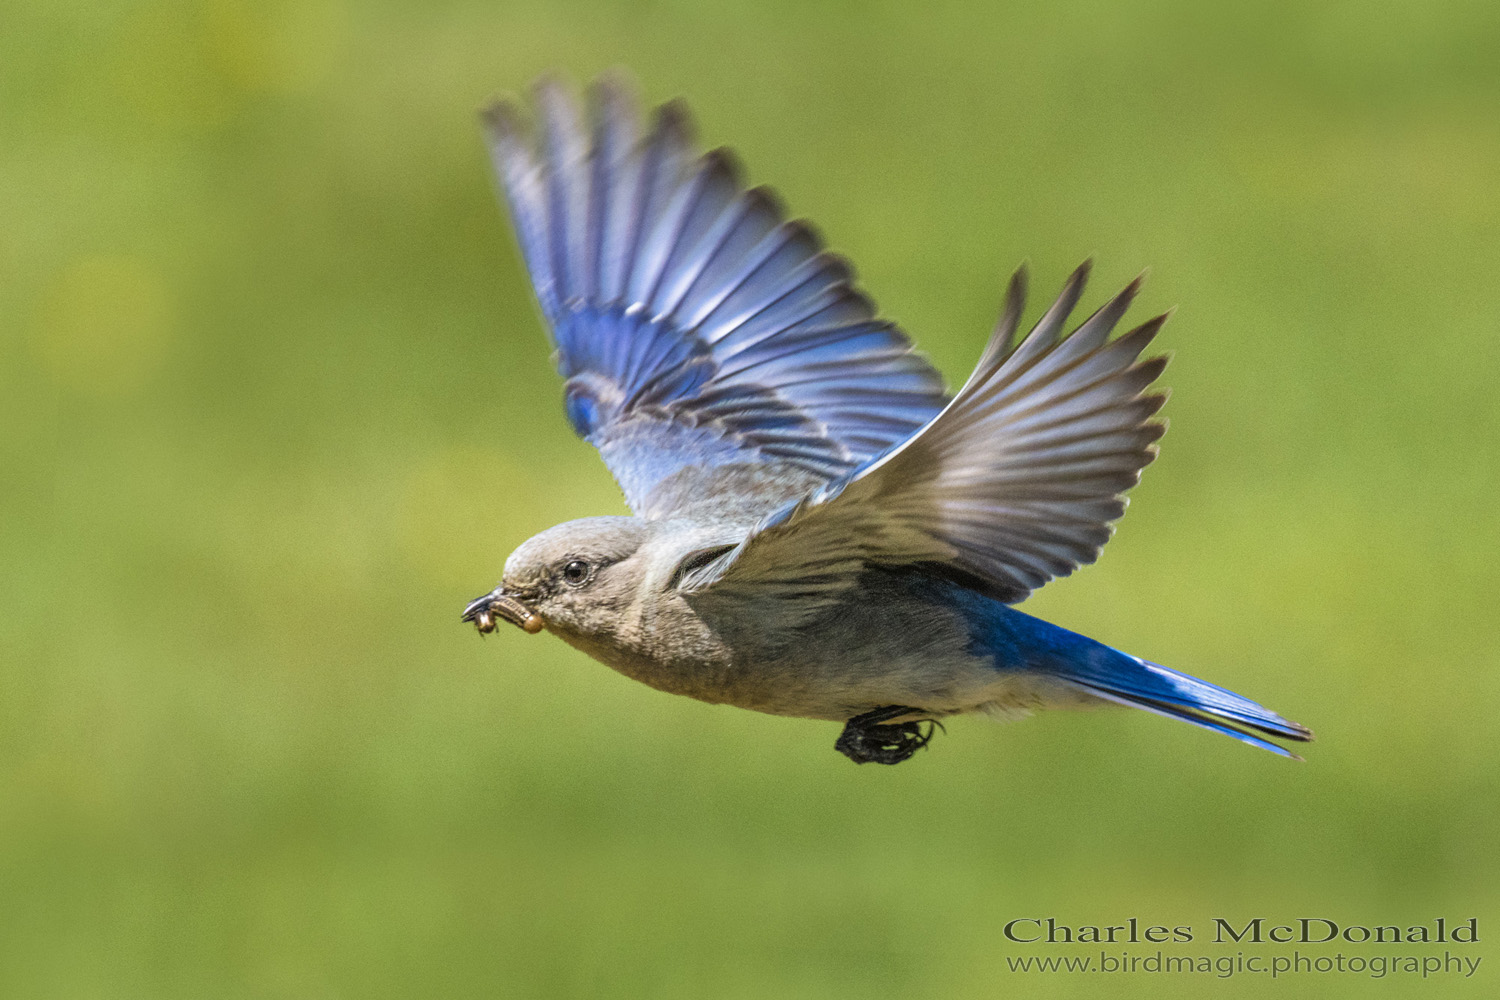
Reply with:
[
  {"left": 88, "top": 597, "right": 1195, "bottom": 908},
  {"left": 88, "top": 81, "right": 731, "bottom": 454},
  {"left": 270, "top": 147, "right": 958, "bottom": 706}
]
[{"left": 461, "top": 590, "right": 544, "bottom": 634}]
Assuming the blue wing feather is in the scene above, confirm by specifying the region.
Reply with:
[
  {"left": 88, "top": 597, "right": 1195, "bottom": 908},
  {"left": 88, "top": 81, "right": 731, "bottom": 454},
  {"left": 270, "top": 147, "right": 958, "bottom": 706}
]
[{"left": 482, "top": 75, "right": 949, "bottom": 517}]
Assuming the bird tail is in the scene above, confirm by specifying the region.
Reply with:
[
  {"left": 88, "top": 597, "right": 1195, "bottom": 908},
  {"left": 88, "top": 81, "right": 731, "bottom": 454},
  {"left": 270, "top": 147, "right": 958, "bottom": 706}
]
[{"left": 1045, "top": 644, "right": 1315, "bottom": 759}]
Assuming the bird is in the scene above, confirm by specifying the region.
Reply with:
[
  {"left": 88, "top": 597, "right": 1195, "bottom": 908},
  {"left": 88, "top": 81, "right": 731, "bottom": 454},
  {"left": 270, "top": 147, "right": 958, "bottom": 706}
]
[{"left": 461, "top": 73, "right": 1313, "bottom": 765}]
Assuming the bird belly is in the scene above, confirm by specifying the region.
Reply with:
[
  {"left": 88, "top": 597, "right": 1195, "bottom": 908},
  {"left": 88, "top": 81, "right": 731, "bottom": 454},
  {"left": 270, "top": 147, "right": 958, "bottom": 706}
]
[
  {"left": 676, "top": 574, "right": 1023, "bottom": 721},
  {"left": 553, "top": 569, "right": 1094, "bottom": 724}
]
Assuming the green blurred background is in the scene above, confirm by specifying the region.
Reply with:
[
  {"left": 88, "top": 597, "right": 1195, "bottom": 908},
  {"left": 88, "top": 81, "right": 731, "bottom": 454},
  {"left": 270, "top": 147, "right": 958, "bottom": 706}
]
[{"left": 3, "top": 0, "right": 1497, "bottom": 996}]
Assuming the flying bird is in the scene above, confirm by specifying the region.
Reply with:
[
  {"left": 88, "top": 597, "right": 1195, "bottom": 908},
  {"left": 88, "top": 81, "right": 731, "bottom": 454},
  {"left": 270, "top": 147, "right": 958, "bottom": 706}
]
[{"left": 463, "top": 75, "right": 1312, "bottom": 764}]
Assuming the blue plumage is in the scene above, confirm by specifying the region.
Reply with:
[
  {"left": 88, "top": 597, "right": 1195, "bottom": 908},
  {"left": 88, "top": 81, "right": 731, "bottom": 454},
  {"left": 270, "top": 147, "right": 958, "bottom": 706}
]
[
  {"left": 965, "top": 603, "right": 1312, "bottom": 757},
  {"left": 467, "top": 74, "right": 1312, "bottom": 765},
  {"left": 483, "top": 77, "right": 950, "bottom": 515}
]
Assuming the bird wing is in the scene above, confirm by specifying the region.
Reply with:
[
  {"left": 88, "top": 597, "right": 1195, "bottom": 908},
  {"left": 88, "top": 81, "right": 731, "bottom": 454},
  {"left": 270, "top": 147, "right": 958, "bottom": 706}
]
[
  {"left": 482, "top": 75, "right": 949, "bottom": 520},
  {"left": 679, "top": 263, "right": 1169, "bottom": 605}
]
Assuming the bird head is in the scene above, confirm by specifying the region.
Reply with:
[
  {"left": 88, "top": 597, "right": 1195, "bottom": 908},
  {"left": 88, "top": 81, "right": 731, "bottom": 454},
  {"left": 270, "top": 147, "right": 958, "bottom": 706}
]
[{"left": 462, "top": 516, "right": 650, "bottom": 641}]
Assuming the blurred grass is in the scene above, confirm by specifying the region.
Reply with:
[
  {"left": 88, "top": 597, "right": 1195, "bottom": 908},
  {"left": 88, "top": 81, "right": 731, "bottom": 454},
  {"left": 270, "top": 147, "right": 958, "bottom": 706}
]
[{"left": 2, "top": 0, "right": 1498, "bottom": 997}]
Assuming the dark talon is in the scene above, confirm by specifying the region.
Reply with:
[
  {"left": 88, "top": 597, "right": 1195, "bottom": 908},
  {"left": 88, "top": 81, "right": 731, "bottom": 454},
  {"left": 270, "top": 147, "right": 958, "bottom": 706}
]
[{"left": 835, "top": 706, "right": 942, "bottom": 765}]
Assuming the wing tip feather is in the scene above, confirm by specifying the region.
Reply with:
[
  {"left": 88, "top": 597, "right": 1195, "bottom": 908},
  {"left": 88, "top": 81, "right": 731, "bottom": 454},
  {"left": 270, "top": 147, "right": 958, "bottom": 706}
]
[
  {"left": 1064, "top": 258, "right": 1094, "bottom": 296},
  {"left": 700, "top": 145, "right": 746, "bottom": 190},
  {"left": 586, "top": 66, "right": 639, "bottom": 105},
  {"left": 1131, "top": 354, "right": 1171, "bottom": 386},
  {"left": 744, "top": 183, "right": 788, "bottom": 220},
  {"left": 1137, "top": 389, "right": 1170, "bottom": 420},
  {"left": 653, "top": 96, "right": 697, "bottom": 146},
  {"left": 479, "top": 95, "right": 527, "bottom": 143}
]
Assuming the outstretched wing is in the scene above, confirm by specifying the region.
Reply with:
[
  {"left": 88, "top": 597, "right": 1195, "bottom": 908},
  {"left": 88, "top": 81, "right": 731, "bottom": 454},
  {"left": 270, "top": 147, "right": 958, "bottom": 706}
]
[
  {"left": 682, "top": 263, "right": 1169, "bottom": 605},
  {"left": 482, "top": 75, "right": 949, "bottom": 519}
]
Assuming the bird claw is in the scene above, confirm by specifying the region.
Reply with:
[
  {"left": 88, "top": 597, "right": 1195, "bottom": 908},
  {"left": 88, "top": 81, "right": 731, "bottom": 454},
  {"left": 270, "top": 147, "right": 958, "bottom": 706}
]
[{"left": 835, "top": 706, "right": 942, "bottom": 765}]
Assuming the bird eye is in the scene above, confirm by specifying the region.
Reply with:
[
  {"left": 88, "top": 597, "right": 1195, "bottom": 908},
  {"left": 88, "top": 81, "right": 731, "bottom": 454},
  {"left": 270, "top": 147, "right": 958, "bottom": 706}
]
[{"left": 561, "top": 559, "right": 592, "bottom": 586}]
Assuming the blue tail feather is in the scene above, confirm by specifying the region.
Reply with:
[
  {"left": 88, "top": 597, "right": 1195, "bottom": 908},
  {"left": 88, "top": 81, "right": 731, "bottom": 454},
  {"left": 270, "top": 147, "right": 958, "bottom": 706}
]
[
  {"left": 1066, "top": 678, "right": 1309, "bottom": 759},
  {"left": 1050, "top": 648, "right": 1314, "bottom": 758},
  {"left": 974, "top": 603, "right": 1314, "bottom": 758}
]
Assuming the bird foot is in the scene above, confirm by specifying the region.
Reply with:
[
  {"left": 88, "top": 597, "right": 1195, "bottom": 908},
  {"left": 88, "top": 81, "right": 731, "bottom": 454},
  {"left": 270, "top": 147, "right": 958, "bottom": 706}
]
[{"left": 835, "top": 706, "right": 942, "bottom": 765}]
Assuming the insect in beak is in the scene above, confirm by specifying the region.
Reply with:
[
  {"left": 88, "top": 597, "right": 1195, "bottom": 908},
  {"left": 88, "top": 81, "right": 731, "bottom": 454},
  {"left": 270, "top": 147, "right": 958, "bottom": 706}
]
[{"left": 462, "top": 591, "right": 544, "bottom": 634}]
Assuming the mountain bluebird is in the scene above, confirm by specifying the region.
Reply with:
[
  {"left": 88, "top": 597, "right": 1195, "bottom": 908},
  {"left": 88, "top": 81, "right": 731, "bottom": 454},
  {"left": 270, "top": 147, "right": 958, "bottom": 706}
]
[{"left": 462, "top": 75, "right": 1312, "bottom": 765}]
